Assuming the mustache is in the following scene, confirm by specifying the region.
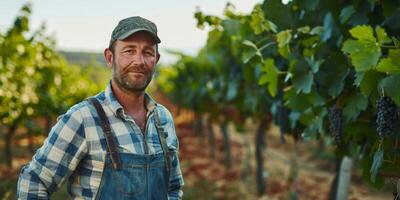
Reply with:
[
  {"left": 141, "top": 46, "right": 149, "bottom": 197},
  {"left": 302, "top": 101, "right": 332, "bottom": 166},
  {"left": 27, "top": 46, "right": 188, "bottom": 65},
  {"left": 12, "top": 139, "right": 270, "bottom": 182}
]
[
  {"left": 111, "top": 61, "right": 145, "bottom": 72},
  {"left": 123, "top": 67, "right": 146, "bottom": 74}
]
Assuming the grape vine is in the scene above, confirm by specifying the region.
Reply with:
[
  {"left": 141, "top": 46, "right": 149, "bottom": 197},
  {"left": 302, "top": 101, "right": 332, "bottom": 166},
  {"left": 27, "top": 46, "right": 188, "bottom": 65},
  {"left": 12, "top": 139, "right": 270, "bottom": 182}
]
[{"left": 157, "top": 0, "right": 400, "bottom": 193}]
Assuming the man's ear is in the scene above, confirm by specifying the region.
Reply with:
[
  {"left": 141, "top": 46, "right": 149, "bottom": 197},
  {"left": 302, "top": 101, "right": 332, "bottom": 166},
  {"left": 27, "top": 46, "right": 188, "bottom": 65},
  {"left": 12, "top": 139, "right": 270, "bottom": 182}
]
[
  {"left": 156, "top": 52, "right": 161, "bottom": 64},
  {"left": 104, "top": 48, "right": 113, "bottom": 68}
]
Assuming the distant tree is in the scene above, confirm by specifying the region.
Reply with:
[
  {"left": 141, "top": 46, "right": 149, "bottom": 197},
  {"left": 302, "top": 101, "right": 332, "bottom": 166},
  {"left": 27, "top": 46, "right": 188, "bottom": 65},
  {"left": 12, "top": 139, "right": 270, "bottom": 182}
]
[{"left": 0, "top": 4, "right": 102, "bottom": 167}]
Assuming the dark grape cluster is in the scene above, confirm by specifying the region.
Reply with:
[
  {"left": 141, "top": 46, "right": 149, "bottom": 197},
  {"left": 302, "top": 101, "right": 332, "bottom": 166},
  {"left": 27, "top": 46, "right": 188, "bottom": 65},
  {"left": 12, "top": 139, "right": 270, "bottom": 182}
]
[
  {"left": 328, "top": 106, "right": 344, "bottom": 144},
  {"left": 376, "top": 96, "right": 398, "bottom": 138}
]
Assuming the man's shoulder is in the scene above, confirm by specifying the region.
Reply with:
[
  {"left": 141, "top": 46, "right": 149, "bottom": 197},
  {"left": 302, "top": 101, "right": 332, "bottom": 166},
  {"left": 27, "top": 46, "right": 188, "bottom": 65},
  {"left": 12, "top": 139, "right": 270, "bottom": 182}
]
[
  {"left": 156, "top": 103, "right": 172, "bottom": 115},
  {"left": 156, "top": 103, "right": 171, "bottom": 113},
  {"left": 155, "top": 104, "right": 174, "bottom": 123},
  {"left": 56, "top": 100, "right": 89, "bottom": 122},
  {"left": 57, "top": 93, "right": 105, "bottom": 121}
]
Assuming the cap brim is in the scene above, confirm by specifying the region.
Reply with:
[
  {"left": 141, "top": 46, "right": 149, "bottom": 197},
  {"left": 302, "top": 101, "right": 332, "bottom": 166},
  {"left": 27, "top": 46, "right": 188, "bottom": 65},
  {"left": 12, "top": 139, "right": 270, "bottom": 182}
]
[{"left": 118, "top": 28, "right": 161, "bottom": 43}]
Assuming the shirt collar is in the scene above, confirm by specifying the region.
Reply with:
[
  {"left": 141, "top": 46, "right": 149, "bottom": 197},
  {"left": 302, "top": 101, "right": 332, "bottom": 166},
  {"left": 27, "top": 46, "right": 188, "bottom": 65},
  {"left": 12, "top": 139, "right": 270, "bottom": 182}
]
[{"left": 104, "top": 81, "right": 158, "bottom": 118}]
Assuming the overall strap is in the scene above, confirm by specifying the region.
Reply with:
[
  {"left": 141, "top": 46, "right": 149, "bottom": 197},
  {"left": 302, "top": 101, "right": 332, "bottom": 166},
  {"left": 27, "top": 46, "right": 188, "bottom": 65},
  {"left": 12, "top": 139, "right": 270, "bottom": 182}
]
[
  {"left": 153, "top": 109, "right": 171, "bottom": 176},
  {"left": 88, "top": 98, "right": 121, "bottom": 169}
]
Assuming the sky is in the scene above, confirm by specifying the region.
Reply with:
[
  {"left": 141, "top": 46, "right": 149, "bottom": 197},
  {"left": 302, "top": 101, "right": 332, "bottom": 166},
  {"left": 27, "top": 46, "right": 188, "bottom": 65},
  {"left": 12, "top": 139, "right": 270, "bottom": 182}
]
[{"left": 0, "top": 0, "right": 261, "bottom": 64}]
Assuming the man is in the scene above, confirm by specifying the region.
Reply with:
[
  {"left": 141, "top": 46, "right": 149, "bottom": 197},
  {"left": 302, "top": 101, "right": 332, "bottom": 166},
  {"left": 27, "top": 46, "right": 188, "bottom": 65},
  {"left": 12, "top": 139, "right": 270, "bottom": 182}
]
[{"left": 17, "top": 16, "right": 184, "bottom": 199}]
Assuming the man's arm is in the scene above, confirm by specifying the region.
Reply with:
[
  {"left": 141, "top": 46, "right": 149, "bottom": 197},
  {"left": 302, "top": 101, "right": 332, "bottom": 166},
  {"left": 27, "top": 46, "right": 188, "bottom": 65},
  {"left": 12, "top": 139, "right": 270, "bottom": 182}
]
[
  {"left": 17, "top": 105, "right": 88, "bottom": 199},
  {"left": 164, "top": 109, "right": 184, "bottom": 200},
  {"left": 168, "top": 150, "right": 184, "bottom": 200}
]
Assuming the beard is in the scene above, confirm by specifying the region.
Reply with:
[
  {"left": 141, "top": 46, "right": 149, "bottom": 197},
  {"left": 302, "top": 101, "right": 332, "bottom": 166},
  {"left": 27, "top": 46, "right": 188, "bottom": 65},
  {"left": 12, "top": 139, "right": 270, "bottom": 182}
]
[{"left": 112, "top": 61, "right": 154, "bottom": 93}]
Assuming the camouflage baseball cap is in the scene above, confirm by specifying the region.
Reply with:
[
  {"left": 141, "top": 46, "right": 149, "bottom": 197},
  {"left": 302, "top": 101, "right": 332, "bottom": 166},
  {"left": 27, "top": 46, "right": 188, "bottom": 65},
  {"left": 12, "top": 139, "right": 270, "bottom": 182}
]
[{"left": 109, "top": 16, "right": 161, "bottom": 47}]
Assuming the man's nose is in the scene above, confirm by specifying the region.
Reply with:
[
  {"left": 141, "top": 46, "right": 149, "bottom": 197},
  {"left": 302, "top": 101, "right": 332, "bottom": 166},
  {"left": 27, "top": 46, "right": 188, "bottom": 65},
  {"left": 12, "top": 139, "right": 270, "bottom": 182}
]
[{"left": 132, "top": 52, "right": 145, "bottom": 65}]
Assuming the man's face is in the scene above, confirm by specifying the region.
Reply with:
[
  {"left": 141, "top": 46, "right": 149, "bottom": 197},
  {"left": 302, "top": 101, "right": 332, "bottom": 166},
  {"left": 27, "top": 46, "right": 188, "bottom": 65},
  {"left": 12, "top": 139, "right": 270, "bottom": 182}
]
[{"left": 109, "top": 31, "right": 160, "bottom": 93}]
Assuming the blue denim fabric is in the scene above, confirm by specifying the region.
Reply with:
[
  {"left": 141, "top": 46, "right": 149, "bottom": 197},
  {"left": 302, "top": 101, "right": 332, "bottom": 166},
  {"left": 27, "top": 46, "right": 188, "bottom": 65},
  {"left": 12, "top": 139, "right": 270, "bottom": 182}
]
[{"left": 95, "top": 152, "right": 176, "bottom": 200}]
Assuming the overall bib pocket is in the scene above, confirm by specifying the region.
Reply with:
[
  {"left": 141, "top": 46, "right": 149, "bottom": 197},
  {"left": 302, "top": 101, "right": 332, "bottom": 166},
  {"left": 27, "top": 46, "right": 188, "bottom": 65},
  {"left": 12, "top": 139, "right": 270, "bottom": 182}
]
[{"left": 112, "top": 168, "right": 146, "bottom": 196}]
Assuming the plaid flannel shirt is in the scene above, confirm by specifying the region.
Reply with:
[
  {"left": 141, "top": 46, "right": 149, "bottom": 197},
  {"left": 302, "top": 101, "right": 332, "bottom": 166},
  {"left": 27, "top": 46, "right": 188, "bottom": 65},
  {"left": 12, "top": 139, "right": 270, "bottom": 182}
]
[{"left": 17, "top": 83, "right": 184, "bottom": 199}]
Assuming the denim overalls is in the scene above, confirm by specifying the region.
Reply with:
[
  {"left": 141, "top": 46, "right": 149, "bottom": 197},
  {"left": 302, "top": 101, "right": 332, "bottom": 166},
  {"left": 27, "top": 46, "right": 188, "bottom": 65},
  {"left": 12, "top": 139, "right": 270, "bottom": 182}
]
[{"left": 89, "top": 98, "right": 172, "bottom": 200}]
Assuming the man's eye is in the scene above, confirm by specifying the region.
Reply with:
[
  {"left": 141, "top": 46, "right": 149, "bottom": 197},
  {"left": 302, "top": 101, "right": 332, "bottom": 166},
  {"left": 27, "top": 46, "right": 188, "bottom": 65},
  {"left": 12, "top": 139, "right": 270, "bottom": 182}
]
[
  {"left": 124, "top": 49, "right": 134, "bottom": 54},
  {"left": 145, "top": 51, "right": 154, "bottom": 56}
]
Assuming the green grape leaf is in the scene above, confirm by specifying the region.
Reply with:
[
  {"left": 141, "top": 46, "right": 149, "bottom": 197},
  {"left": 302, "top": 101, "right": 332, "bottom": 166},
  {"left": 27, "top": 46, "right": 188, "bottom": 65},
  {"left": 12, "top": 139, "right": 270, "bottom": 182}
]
[
  {"left": 375, "top": 26, "right": 392, "bottom": 45},
  {"left": 288, "top": 111, "right": 301, "bottom": 130},
  {"left": 250, "top": 5, "right": 277, "bottom": 34},
  {"left": 349, "top": 12, "right": 369, "bottom": 26},
  {"left": 258, "top": 74, "right": 269, "bottom": 85},
  {"left": 376, "top": 58, "right": 400, "bottom": 74},
  {"left": 261, "top": 0, "right": 293, "bottom": 29},
  {"left": 267, "top": 20, "right": 278, "bottom": 33},
  {"left": 222, "top": 19, "right": 240, "bottom": 35},
  {"left": 322, "top": 13, "right": 333, "bottom": 41},
  {"left": 297, "top": 26, "right": 310, "bottom": 34},
  {"left": 258, "top": 59, "right": 278, "bottom": 97},
  {"left": 250, "top": 5, "right": 266, "bottom": 35},
  {"left": 360, "top": 154, "right": 385, "bottom": 189},
  {"left": 290, "top": 60, "right": 313, "bottom": 94},
  {"left": 389, "top": 49, "right": 400, "bottom": 64},
  {"left": 306, "top": 58, "right": 324, "bottom": 73},
  {"left": 315, "top": 52, "right": 349, "bottom": 98},
  {"left": 301, "top": 35, "right": 320, "bottom": 47},
  {"left": 310, "top": 26, "right": 324, "bottom": 36},
  {"left": 242, "top": 40, "right": 258, "bottom": 49},
  {"left": 284, "top": 88, "right": 317, "bottom": 111},
  {"left": 345, "top": 121, "right": 376, "bottom": 142},
  {"left": 340, "top": 5, "right": 356, "bottom": 24},
  {"left": 284, "top": 89, "right": 304, "bottom": 111},
  {"left": 354, "top": 72, "right": 364, "bottom": 87},
  {"left": 359, "top": 70, "right": 385, "bottom": 97},
  {"left": 242, "top": 51, "right": 256, "bottom": 64},
  {"left": 379, "top": 74, "right": 400, "bottom": 105},
  {"left": 278, "top": 45, "right": 290, "bottom": 58},
  {"left": 393, "top": 37, "right": 400, "bottom": 48},
  {"left": 349, "top": 25, "right": 375, "bottom": 41},
  {"left": 302, "top": 119, "right": 318, "bottom": 141},
  {"left": 342, "top": 39, "right": 381, "bottom": 71},
  {"left": 242, "top": 40, "right": 262, "bottom": 63},
  {"left": 302, "top": 108, "right": 327, "bottom": 140},
  {"left": 303, "top": 48, "right": 314, "bottom": 57},
  {"left": 250, "top": 6, "right": 262, "bottom": 32},
  {"left": 343, "top": 92, "right": 368, "bottom": 121},
  {"left": 370, "top": 148, "right": 384, "bottom": 182},
  {"left": 276, "top": 30, "right": 292, "bottom": 48}
]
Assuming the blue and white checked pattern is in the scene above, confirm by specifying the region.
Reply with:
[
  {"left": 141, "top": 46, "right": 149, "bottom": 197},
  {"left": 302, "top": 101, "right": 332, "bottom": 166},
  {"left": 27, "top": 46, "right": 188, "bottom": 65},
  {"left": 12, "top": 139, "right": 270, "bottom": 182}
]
[{"left": 17, "top": 83, "right": 184, "bottom": 199}]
